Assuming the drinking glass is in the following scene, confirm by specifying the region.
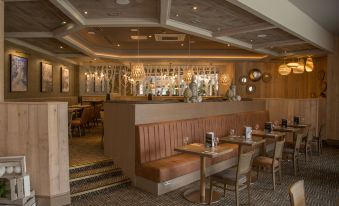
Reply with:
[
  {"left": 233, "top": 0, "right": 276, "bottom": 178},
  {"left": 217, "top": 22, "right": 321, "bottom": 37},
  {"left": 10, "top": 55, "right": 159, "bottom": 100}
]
[
  {"left": 254, "top": 124, "right": 260, "bottom": 130},
  {"left": 229, "top": 129, "right": 235, "bottom": 136},
  {"left": 183, "top": 137, "right": 189, "bottom": 146},
  {"left": 301, "top": 117, "right": 305, "bottom": 124},
  {"left": 214, "top": 137, "right": 219, "bottom": 147}
]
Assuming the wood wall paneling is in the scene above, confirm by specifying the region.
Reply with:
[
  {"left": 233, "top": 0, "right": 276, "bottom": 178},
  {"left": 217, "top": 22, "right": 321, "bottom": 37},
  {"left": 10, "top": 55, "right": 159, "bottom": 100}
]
[
  {"left": 234, "top": 57, "right": 327, "bottom": 99},
  {"left": 0, "top": 102, "right": 70, "bottom": 205},
  {"left": 0, "top": 1, "right": 4, "bottom": 101}
]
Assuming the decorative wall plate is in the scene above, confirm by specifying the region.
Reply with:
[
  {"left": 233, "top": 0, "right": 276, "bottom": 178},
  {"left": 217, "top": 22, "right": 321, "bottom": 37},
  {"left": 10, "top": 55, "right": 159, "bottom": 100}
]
[
  {"left": 239, "top": 75, "right": 248, "bottom": 85},
  {"left": 262, "top": 73, "right": 272, "bottom": 83},
  {"left": 246, "top": 84, "right": 256, "bottom": 94},
  {"left": 248, "top": 68, "right": 262, "bottom": 82}
]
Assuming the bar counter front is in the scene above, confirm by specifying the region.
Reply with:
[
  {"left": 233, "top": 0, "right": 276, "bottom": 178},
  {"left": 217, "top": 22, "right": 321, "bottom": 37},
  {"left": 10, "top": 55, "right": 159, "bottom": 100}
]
[{"left": 104, "top": 100, "right": 267, "bottom": 194}]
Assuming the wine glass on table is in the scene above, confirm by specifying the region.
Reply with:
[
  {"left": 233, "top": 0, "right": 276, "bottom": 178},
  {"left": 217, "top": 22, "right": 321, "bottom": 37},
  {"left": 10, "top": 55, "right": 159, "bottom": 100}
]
[
  {"left": 214, "top": 137, "right": 219, "bottom": 147},
  {"left": 229, "top": 129, "right": 235, "bottom": 137},
  {"left": 183, "top": 137, "right": 189, "bottom": 147}
]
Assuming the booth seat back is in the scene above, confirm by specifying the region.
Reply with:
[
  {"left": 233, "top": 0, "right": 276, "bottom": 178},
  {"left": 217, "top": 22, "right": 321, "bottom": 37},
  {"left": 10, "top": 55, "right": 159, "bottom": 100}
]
[{"left": 135, "top": 110, "right": 269, "bottom": 165}]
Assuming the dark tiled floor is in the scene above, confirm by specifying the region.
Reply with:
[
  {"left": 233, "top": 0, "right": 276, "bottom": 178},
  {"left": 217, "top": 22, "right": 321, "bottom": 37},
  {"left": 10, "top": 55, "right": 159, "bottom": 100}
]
[{"left": 71, "top": 143, "right": 339, "bottom": 206}]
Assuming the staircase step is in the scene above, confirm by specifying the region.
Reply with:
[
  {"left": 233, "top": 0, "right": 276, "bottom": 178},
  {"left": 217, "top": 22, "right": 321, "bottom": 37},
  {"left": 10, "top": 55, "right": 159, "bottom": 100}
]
[
  {"left": 70, "top": 159, "right": 113, "bottom": 174},
  {"left": 70, "top": 163, "right": 120, "bottom": 180},
  {"left": 71, "top": 174, "right": 131, "bottom": 198}
]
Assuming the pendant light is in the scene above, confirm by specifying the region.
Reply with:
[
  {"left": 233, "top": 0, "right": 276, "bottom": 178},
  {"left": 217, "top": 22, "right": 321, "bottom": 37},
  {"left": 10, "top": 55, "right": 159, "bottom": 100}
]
[
  {"left": 183, "top": 36, "right": 194, "bottom": 83},
  {"left": 131, "top": 28, "right": 145, "bottom": 82},
  {"left": 293, "top": 58, "right": 305, "bottom": 74},
  {"left": 305, "top": 57, "right": 314, "bottom": 72},
  {"left": 278, "top": 59, "right": 291, "bottom": 75}
]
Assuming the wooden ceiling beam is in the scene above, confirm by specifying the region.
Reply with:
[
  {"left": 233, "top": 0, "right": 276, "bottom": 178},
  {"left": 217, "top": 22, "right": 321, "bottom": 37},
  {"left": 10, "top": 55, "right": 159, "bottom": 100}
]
[
  {"left": 5, "top": 32, "right": 54, "bottom": 38},
  {"left": 160, "top": 0, "right": 171, "bottom": 25},
  {"left": 280, "top": 49, "right": 327, "bottom": 57},
  {"left": 49, "top": 0, "right": 85, "bottom": 25},
  {"left": 252, "top": 39, "right": 305, "bottom": 49},
  {"left": 213, "top": 23, "right": 276, "bottom": 37}
]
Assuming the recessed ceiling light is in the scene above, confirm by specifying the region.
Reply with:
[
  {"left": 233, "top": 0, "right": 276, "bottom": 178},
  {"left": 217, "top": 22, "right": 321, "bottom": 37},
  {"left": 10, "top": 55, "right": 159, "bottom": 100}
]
[
  {"left": 250, "top": 39, "right": 254, "bottom": 42},
  {"left": 94, "top": 58, "right": 97, "bottom": 61},
  {"left": 117, "top": 43, "right": 120, "bottom": 47},
  {"left": 59, "top": 46, "right": 63, "bottom": 49},
  {"left": 257, "top": 34, "right": 267, "bottom": 38},
  {"left": 192, "top": 6, "right": 198, "bottom": 10},
  {"left": 175, "top": 13, "right": 179, "bottom": 17},
  {"left": 130, "top": 28, "right": 139, "bottom": 32},
  {"left": 148, "top": 35, "right": 152, "bottom": 38},
  {"left": 227, "top": 44, "right": 231, "bottom": 47},
  {"left": 84, "top": 11, "right": 88, "bottom": 15},
  {"left": 61, "top": 21, "right": 67, "bottom": 25},
  {"left": 181, "top": 43, "right": 184, "bottom": 47},
  {"left": 88, "top": 31, "right": 96, "bottom": 35},
  {"left": 116, "top": 0, "right": 130, "bottom": 5}
]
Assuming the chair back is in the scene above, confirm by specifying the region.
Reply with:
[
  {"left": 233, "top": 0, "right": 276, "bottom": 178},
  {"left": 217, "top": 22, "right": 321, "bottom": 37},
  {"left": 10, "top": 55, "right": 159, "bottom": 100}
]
[
  {"left": 68, "top": 111, "right": 73, "bottom": 125},
  {"left": 273, "top": 140, "right": 285, "bottom": 160},
  {"left": 306, "top": 128, "right": 315, "bottom": 144},
  {"left": 237, "top": 150, "right": 254, "bottom": 176},
  {"left": 318, "top": 124, "right": 325, "bottom": 139},
  {"left": 289, "top": 180, "right": 306, "bottom": 206},
  {"left": 81, "top": 107, "right": 92, "bottom": 124},
  {"left": 294, "top": 134, "right": 303, "bottom": 153}
]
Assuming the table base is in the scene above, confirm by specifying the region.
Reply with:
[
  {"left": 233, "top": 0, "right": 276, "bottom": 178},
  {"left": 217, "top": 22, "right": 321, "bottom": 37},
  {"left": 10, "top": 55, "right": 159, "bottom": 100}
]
[{"left": 183, "top": 188, "right": 222, "bottom": 204}]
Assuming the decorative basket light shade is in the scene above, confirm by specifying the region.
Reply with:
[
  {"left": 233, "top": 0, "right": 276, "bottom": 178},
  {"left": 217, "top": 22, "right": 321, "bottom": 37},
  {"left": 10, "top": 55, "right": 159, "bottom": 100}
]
[
  {"left": 130, "top": 63, "right": 146, "bottom": 81},
  {"left": 305, "top": 57, "right": 314, "bottom": 72},
  {"left": 293, "top": 59, "right": 305, "bottom": 74},
  {"left": 278, "top": 64, "right": 291, "bottom": 75},
  {"left": 219, "top": 73, "right": 232, "bottom": 90},
  {"left": 183, "top": 68, "right": 194, "bottom": 83},
  {"left": 287, "top": 62, "right": 299, "bottom": 69}
]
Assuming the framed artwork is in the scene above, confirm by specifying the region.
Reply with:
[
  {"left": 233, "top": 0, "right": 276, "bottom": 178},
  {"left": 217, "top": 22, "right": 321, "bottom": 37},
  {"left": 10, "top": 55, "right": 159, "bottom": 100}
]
[
  {"left": 61, "top": 67, "right": 70, "bottom": 92},
  {"left": 41, "top": 62, "right": 53, "bottom": 92},
  {"left": 10, "top": 55, "right": 28, "bottom": 92}
]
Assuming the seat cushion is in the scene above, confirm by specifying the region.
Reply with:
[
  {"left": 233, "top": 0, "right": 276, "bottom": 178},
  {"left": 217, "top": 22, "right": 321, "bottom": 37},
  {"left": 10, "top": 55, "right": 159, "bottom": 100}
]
[
  {"left": 253, "top": 156, "right": 279, "bottom": 167},
  {"left": 213, "top": 167, "right": 247, "bottom": 185},
  {"left": 71, "top": 118, "right": 81, "bottom": 126},
  {"left": 136, "top": 154, "right": 201, "bottom": 182}
]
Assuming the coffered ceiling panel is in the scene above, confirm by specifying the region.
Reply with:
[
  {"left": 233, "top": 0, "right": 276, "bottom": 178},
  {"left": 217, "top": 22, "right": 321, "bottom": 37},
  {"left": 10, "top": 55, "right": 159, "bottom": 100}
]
[
  {"left": 231, "top": 28, "right": 298, "bottom": 44},
  {"left": 21, "top": 38, "right": 82, "bottom": 54},
  {"left": 68, "top": 0, "right": 160, "bottom": 19},
  {"left": 71, "top": 27, "right": 260, "bottom": 56},
  {"left": 170, "top": 0, "right": 267, "bottom": 32},
  {"left": 5, "top": 1, "right": 71, "bottom": 32}
]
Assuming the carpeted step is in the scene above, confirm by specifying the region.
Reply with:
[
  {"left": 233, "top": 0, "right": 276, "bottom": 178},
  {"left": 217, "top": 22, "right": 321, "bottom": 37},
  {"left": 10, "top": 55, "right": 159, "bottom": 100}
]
[
  {"left": 70, "top": 160, "right": 120, "bottom": 180},
  {"left": 70, "top": 173, "right": 130, "bottom": 198}
]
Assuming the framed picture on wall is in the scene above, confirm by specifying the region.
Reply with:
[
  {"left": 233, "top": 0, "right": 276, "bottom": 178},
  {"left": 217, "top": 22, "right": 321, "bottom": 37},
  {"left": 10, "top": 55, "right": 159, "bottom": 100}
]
[
  {"left": 10, "top": 54, "right": 28, "bottom": 92},
  {"left": 41, "top": 62, "right": 53, "bottom": 92},
  {"left": 61, "top": 66, "right": 70, "bottom": 92}
]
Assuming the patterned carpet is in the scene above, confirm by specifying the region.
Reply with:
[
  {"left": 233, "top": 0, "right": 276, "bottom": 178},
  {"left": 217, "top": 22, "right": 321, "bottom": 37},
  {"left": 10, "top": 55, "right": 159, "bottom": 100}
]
[
  {"left": 71, "top": 145, "right": 339, "bottom": 206},
  {"left": 69, "top": 126, "right": 110, "bottom": 167}
]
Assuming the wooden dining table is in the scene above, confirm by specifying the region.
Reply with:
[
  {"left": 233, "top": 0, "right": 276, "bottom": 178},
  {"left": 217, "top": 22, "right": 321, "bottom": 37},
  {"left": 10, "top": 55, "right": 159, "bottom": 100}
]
[
  {"left": 252, "top": 130, "right": 286, "bottom": 140},
  {"left": 174, "top": 143, "right": 234, "bottom": 204},
  {"left": 220, "top": 135, "right": 266, "bottom": 154}
]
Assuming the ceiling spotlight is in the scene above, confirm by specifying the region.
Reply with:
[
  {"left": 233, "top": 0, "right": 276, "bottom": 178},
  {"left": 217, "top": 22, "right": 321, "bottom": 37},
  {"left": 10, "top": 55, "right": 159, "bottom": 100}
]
[
  {"left": 61, "top": 21, "right": 67, "bottom": 25},
  {"left": 88, "top": 31, "right": 96, "bottom": 35},
  {"left": 250, "top": 39, "right": 254, "bottom": 42},
  {"left": 117, "top": 43, "right": 120, "bottom": 47},
  {"left": 181, "top": 43, "right": 184, "bottom": 47},
  {"left": 116, "top": 0, "right": 130, "bottom": 5},
  {"left": 59, "top": 46, "right": 63, "bottom": 49},
  {"left": 257, "top": 34, "right": 267, "bottom": 38},
  {"left": 148, "top": 35, "right": 152, "bottom": 38},
  {"left": 84, "top": 11, "right": 88, "bottom": 15},
  {"left": 175, "top": 13, "right": 179, "bottom": 17},
  {"left": 227, "top": 44, "right": 231, "bottom": 47},
  {"left": 192, "top": 6, "right": 198, "bottom": 10},
  {"left": 130, "top": 28, "right": 139, "bottom": 32},
  {"left": 94, "top": 58, "right": 97, "bottom": 61}
]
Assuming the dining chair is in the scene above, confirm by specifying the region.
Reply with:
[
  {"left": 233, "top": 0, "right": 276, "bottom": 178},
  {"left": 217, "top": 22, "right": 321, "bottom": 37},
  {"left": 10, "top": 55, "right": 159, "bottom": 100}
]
[
  {"left": 300, "top": 128, "right": 314, "bottom": 162},
  {"left": 209, "top": 150, "right": 254, "bottom": 206},
  {"left": 289, "top": 180, "right": 306, "bottom": 206},
  {"left": 254, "top": 140, "right": 285, "bottom": 190},
  {"left": 68, "top": 111, "right": 73, "bottom": 140},
  {"left": 100, "top": 111, "right": 104, "bottom": 148},
  {"left": 71, "top": 107, "right": 91, "bottom": 136},
  {"left": 313, "top": 124, "right": 325, "bottom": 155},
  {"left": 283, "top": 134, "right": 303, "bottom": 176}
]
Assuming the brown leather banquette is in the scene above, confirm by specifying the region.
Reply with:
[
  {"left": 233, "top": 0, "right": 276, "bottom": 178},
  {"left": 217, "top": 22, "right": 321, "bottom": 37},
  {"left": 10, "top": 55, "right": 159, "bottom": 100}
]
[{"left": 135, "top": 110, "right": 269, "bottom": 183}]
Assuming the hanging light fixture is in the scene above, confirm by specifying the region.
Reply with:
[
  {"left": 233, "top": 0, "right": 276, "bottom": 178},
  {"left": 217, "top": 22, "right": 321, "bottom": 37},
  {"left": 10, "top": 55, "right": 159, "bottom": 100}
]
[
  {"left": 183, "top": 36, "right": 194, "bottom": 83},
  {"left": 287, "top": 60, "right": 299, "bottom": 69},
  {"left": 293, "top": 58, "right": 305, "bottom": 74},
  {"left": 278, "top": 59, "right": 291, "bottom": 75},
  {"left": 305, "top": 57, "right": 314, "bottom": 72},
  {"left": 130, "top": 28, "right": 146, "bottom": 81},
  {"left": 219, "top": 73, "right": 231, "bottom": 91}
]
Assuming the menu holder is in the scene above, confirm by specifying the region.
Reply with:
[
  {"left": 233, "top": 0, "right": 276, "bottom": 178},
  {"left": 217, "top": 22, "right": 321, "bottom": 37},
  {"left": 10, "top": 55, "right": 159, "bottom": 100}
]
[
  {"left": 281, "top": 119, "right": 288, "bottom": 128},
  {"left": 264, "top": 122, "right": 273, "bottom": 133},
  {"left": 244, "top": 126, "right": 252, "bottom": 139},
  {"left": 205, "top": 132, "right": 215, "bottom": 148},
  {"left": 293, "top": 116, "right": 300, "bottom": 125}
]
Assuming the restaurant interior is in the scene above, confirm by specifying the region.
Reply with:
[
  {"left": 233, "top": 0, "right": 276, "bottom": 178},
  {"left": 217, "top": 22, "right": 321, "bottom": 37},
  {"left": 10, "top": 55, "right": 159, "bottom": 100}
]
[{"left": 0, "top": 0, "right": 338, "bottom": 206}]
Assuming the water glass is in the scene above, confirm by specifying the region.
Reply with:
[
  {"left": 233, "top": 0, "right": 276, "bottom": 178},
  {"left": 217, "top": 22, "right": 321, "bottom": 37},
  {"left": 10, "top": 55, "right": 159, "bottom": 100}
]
[
  {"left": 214, "top": 137, "right": 219, "bottom": 147},
  {"left": 183, "top": 137, "right": 189, "bottom": 146},
  {"left": 229, "top": 129, "right": 235, "bottom": 136}
]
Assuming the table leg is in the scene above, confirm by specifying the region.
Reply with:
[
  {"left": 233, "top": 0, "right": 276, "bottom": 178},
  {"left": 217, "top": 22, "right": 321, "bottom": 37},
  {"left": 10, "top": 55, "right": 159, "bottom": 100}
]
[{"left": 200, "top": 156, "right": 206, "bottom": 202}]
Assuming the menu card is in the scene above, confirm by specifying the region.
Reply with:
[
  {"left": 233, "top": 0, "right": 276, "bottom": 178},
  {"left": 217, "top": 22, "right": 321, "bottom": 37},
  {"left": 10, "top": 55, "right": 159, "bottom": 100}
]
[
  {"left": 244, "top": 126, "right": 252, "bottom": 139},
  {"left": 205, "top": 132, "right": 215, "bottom": 148},
  {"left": 281, "top": 119, "right": 288, "bottom": 128},
  {"left": 293, "top": 116, "right": 300, "bottom": 125},
  {"left": 264, "top": 122, "right": 273, "bottom": 133}
]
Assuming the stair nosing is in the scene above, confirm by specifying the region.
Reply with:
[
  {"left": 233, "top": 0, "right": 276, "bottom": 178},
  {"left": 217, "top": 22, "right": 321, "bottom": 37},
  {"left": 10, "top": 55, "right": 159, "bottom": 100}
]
[
  {"left": 69, "top": 159, "right": 113, "bottom": 170},
  {"left": 70, "top": 179, "right": 130, "bottom": 198},
  {"left": 70, "top": 168, "right": 122, "bottom": 183}
]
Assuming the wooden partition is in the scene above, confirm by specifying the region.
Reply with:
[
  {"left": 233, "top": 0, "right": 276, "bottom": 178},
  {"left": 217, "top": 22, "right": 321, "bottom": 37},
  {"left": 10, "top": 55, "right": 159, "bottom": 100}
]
[
  {"left": 0, "top": 102, "right": 70, "bottom": 206},
  {"left": 5, "top": 96, "right": 78, "bottom": 106},
  {"left": 265, "top": 98, "right": 326, "bottom": 135}
]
